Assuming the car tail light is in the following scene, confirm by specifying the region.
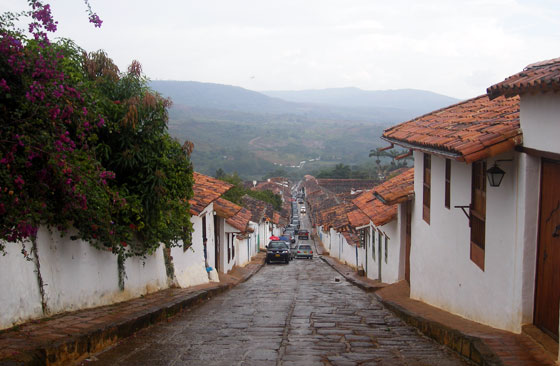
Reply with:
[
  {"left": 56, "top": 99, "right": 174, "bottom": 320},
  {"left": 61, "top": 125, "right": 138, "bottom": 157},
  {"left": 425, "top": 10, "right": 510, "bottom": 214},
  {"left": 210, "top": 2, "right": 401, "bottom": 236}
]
[
  {"left": 297, "top": 251, "right": 301, "bottom": 253},
  {"left": 310, "top": 251, "right": 313, "bottom": 254}
]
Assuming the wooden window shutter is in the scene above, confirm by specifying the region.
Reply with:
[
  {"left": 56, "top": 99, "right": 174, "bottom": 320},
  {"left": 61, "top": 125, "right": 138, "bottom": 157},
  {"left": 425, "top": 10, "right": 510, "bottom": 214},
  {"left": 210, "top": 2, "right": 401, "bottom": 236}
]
[
  {"left": 470, "top": 161, "right": 486, "bottom": 270},
  {"left": 445, "top": 159, "right": 451, "bottom": 209},
  {"left": 423, "top": 153, "right": 431, "bottom": 224}
]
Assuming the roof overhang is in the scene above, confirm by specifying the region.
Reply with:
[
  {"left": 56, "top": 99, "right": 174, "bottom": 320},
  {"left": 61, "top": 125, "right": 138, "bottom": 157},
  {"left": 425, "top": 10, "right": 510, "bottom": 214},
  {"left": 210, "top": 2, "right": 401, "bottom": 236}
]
[
  {"left": 381, "top": 136, "right": 463, "bottom": 161},
  {"left": 381, "top": 134, "right": 522, "bottom": 164}
]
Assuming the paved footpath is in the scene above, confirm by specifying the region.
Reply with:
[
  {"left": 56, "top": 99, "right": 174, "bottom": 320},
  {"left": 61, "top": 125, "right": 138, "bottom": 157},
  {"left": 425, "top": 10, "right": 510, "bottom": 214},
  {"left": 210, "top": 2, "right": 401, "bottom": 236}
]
[{"left": 84, "top": 254, "right": 468, "bottom": 366}]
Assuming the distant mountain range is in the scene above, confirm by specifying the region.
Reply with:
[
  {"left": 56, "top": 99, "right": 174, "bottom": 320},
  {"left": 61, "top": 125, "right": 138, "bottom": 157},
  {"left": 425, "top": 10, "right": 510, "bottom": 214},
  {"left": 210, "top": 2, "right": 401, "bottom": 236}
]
[
  {"left": 262, "top": 87, "right": 459, "bottom": 116},
  {"left": 149, "top": 80, "right": 460, "bottom": 179},
  {"left": 150, "top": 81, "right": 460, "bottom": 124}
]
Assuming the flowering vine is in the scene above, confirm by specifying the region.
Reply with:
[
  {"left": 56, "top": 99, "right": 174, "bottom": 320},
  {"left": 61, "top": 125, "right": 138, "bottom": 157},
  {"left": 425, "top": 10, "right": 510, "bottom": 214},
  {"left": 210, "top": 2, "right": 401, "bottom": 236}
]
[{"left": 0, "top": 1, "right": 193, "bottom": 257}]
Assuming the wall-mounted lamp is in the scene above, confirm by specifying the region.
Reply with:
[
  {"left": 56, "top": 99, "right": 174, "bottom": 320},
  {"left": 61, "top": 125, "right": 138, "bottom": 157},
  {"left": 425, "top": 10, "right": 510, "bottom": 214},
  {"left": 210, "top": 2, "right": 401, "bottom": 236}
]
[{"left": 486, "top": 159, "right": 512, "bottom": 187}]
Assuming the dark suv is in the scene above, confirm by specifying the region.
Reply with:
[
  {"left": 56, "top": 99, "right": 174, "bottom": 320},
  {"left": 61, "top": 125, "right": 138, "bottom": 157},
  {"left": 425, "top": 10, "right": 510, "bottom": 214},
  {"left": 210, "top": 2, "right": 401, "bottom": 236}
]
[
  {"left": 297, "top": 229, "right": 309, "bottom": 240},
  {"left": 266, "top": 241, "right": 290, "bottom": 264}
]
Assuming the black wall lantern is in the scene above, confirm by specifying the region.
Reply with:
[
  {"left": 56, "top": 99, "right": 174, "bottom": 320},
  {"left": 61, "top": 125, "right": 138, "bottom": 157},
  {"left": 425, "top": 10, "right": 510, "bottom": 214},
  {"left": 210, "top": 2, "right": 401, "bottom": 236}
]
[{"left": 486, "top": 160, "right": 511, "bottom": 187}]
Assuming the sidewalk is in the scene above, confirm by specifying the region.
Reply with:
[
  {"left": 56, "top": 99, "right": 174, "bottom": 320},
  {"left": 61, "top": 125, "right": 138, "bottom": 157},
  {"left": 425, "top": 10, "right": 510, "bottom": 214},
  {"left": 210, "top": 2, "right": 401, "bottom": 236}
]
[
  {"left": 0, "top": 252, "right": 266, "bottom": 366},
  {"left": 314, "top": 235, "right": 557, "bottom": 366}
]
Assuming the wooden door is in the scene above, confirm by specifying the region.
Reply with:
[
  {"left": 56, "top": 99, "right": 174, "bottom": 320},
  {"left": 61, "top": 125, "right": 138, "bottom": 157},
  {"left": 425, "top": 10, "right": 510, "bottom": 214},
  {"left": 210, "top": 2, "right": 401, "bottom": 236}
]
[
  {"left": 534, "top": 159, "right": 560, "bottom": 339},
  {"left": 405, "top": 201, "right": 412, "bottom": 284}
]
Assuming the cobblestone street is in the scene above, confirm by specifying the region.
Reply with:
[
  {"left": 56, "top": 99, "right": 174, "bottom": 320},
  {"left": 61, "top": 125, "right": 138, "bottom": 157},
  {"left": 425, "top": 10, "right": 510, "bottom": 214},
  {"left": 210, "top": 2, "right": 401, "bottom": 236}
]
[{"left": 84, "top": 247, "right": 469, "bottom": 366}]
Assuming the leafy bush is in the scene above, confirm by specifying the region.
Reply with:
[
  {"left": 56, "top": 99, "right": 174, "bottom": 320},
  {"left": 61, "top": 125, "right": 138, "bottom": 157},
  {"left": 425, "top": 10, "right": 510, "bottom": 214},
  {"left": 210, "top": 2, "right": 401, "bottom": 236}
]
[{"left": 0, "top": 1, "right": 193, "bottom": 257}]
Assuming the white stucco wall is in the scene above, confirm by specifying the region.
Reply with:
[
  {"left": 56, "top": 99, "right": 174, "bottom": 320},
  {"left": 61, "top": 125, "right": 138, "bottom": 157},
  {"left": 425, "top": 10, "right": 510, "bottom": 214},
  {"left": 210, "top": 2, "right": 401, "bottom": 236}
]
[
  {"left": 513, "top": 153, "right": 540, "bottom": 325},
  {"left": 0, "top": 241, "right": 43, "bottom": 330},
  {"left": 249, "top": 222, "right": 260, "bottom": 255},
  {"left": 364, "top": 225, "right": 375, "bottom": 280},
  {"left": 171, "top": 210, "right": 211, "bottom": 288},
  {"left": 0, "top": 225, "right": 176, "bottom": 330},
  {"left": 340, "top": 237, "right": 361, "bottom": 269},
  {"left": 237, "top": 234, "right": 250, "bottom": 267},
  {"left": 410, "top": 150, "right": 529, "bottom": 332},
  {"left": 364, "top": 218, "right": 402, "bottom": 284},
  {"left": 520, "top": 93, "right": 560, "bottom": 154},
  {"left": 123, "top": 246, "right": 168, "bottom": 296},
  {"left": 36, "top": 227, "right": 120, "bottom": 314},
  {"left": 378, "top": 219, "right": 402, "bottom": 284},
  {"left": 328, "top": 228, "right": 341, "bottom": 260},
  {"left": 258, "top": 220, "right": 270, "bottom": 250},
  {"left": 222, "top": 222, "right": 238, "bottom": 273}
]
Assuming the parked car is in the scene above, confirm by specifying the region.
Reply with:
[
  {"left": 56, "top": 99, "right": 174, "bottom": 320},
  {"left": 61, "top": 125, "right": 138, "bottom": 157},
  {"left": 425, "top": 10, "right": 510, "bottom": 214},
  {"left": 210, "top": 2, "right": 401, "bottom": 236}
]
[
  {"left": 266, "top": 241, "right": 290, "bottom": 264},
  {"left": 286, "top": 225, "right": 298, "bottom": 236},
  {"left": 297, "top": 229, "right": 309, "bottom": 240},
  {"left": 295, "top": 244, "right": 313, "bottom": 259},
  {"left": 292, "top": 219, "right": 300, "bottom": 229},
  {"left": 280, "top": 233, "right": 294, "bottom": 246},
  {"left": 289, "top": 242, "right": 298, "bottom": 260}
]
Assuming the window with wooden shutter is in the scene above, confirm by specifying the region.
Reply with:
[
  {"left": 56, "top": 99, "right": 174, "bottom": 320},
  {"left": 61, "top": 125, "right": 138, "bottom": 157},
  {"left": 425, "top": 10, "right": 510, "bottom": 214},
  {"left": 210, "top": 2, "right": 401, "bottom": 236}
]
[
  {"left": 227, "top": 233, "right": 231, "bottom": 263},
  {"left": 470, "top": 161, "right": 486, "bottom": 270},
  {"left": 423, "top": 153, "right": 431, "bottom": 224},
  {"left": 372, "top": 232, "right": 376, "bottom": 262},
  {"left": 384, "top": 235, "right": 388, "bottom": 264},
  {"left": 445, "top": 159, "right": 451, "bottom": 209}
]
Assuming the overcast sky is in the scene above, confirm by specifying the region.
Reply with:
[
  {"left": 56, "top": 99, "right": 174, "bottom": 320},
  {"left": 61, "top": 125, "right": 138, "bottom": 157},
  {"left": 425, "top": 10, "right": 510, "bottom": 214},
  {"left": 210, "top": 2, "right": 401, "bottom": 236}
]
[{"left": 3, "top": 0, "right": 559, "bottom": 99}]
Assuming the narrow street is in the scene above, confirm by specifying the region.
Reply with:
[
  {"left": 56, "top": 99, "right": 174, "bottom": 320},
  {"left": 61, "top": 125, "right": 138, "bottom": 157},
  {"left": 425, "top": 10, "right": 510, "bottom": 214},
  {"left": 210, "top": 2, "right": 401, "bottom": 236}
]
[{"left": 84, "top": 209, "right": 469, "bottom": 366}]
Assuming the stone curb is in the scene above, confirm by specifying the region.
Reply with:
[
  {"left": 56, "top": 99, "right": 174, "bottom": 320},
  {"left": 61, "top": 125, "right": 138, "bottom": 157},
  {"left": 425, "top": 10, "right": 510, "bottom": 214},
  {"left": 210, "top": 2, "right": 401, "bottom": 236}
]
[
  {"left": 376, "top": 296, "right": 502, "bottom": 366},
  {"left": 317, "top": 251, "right": 502, "bottom": 366},
  {"left": 0, "top": 255, "right": 265, "bottom": 366},
  {"left": 319, "top": 255, "right": 383, "bottom": 293}
]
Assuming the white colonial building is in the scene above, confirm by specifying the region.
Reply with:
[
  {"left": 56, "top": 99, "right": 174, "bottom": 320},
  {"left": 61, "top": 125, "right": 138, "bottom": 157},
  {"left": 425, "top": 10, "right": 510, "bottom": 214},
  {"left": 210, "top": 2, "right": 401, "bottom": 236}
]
[{"left": 380, "top": 57, "right": 560, "bottom": 343}]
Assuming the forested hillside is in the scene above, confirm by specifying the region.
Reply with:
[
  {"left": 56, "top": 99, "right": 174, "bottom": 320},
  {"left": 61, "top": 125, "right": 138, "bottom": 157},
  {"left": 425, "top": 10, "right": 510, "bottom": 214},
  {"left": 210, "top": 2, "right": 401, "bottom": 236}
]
[{"left": 150, "top": 81, "right": 459, "bottom": 179}]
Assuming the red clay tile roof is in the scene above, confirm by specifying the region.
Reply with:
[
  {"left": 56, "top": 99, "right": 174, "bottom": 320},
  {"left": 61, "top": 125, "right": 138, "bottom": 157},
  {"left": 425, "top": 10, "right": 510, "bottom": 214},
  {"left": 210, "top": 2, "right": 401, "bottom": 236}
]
[
  {"left": 342, "top": 231, "right": 360, "bottom": 247},
  {"left": 382, "top": 95, "right": 521, "bottom": 163},
  {"left": 317, "top": 203, "right": 347, "bottom": 230},
  {"left": 241, "top": 195, "right": 269, "bottom": 223},
  {"left": 228, "top": 208, "right": 253, "bottom": 233},
  {"left": 316, "top": 179, "right": 378, "bottom": 195},
  {"left": 271, "top": 210, "right": 287, "bottom": 227},
  {"left": 240, "top": 195, "right": 286, "bottom": 227},
  {"left": 213, "top": 198, "right": 252, "bottom": 232},
  {"left": 347, "top": 207, "right": 370, "bottom": 228},
  {"left": 487, "top": 58, "right": 560, "bottom": 99},
  {"left": 214, "top": 197, "right": 241, "bottom": 219},
  {"left": 252, "top": 181, "right": 291, "bottom": 198},
  {"left": 353, "top": 191, "right": 397, "bottom": 227},
  {"left": 189, "top": 172, "right": 233, "bottom": 215},
  {"left": 373, "top": 168, "right": 414, "bottom": 205}
]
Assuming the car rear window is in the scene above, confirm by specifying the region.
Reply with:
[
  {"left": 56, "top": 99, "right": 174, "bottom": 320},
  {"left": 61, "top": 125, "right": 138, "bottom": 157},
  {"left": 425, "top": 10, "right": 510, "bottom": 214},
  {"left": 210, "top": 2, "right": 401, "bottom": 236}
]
[
  {"left": 269, "top": 241, "right": 288, "bottom": 249},
  {"left": 298, "top": 245, "right": 312, "bottom": 250}
]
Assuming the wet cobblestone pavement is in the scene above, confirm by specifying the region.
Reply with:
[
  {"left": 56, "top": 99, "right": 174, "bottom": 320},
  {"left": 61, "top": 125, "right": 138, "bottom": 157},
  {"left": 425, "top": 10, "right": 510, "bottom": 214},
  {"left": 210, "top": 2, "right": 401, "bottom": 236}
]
[{"left": 83, "top": 250, "right": 469, "bottom": 366}]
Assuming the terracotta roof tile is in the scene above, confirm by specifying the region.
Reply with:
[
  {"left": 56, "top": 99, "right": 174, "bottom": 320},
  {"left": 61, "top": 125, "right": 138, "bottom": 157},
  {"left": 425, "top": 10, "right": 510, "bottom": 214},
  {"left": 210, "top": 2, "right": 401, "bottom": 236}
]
[
  {"left": 347, "top": 207, "right": 370, "bottom": 228},
  {"left": 342, "top": 231, "right": 360, "bottom": 247},
  {"left": 316, "top": 179, "right": 378, "bottom": 195},
  {"left": 487, "top": 57, "right": 560, "bottom": 99},
  {"left": 372, "top": 168, "right": 415, "bottom": 205},
  {"left": 213, "top": 198, "right": 252, "bottom": 232},
  {"left": 228, "top": 207, "right": 253, "bottom": 233},
  {"left": 214, "top": 197, "right": 241, "bottom": 219},
  {"left": 382, "top": 95, "right": 521, "bottom": 163},
  {"left": 353, "top": 191, "right": 397, "bottom": 227},
  {"left": 189, "top": 172, "right": 233, "bottom": 215},
  {"left": 241, "top": 195, "right": 269, "bottom": 223},
  {"left": 240, "top": 195, "right": 286, "bottom": 227}
]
